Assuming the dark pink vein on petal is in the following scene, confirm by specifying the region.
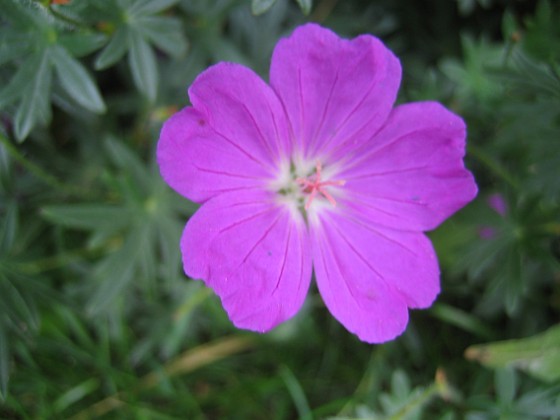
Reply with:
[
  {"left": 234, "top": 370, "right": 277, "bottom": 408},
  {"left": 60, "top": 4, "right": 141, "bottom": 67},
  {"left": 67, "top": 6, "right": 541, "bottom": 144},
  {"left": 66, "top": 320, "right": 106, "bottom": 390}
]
[
  {"left": 240, "top": 102, "right": 276, "bottom": 158},
  {"left": 320, "top": 80, "right": 380, "bottom": 156},
  {"left": 193, "top": 165, "right": 264, "bottom": 179},
  {"left": 265, "top": 100, "right": 282, "bottom": 156},
  {"left": 318, "top": 223, "right": 363, "bottom": 308},
  {"left": 342, "top": 196, "right": 404, "bottom": 219},
  {"left": 213, "top": 211, "right": 283, "bottom": 303},
  {"left": 212, "top": 130, "right": 270, "bottom": 170},
  {"left": 273, "top": 220, "right": 292, "bottom": 294},
  {"left": 218, "top": 207, "right": 276, "bottom": 235},
  {"left": 199, "top": 186, "right": 262, "bottom": 196},
  {"left": 308, "top": 68, "right": 340, "bottom": 155},
  {"left": 341, "top": 131, "right": 432, "bottom": 173},
  {"left": 344, "top": 165, "right": 431, "bottom": 180},
  {"left": 344, "top": 212, "right": 419, "bottom": 256},
  {"left": 347, "top": 191, "right": 429, "bottom": 208},
  {"left": 297, "top": 67, "right": 305, "bottom": 152},
  {"left": 329, "top": 217, "right": 387, "bottom": 282},
  {"left": 239, "top": 214, "right": 283, "bottom": 266}
]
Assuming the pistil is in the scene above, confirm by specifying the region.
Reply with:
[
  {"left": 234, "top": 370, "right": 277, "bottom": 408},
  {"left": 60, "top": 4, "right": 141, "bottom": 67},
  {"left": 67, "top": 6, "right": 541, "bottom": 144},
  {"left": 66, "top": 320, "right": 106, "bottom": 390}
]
[{"left": 296, "top": 162, "right": 346, "bottom": 210}]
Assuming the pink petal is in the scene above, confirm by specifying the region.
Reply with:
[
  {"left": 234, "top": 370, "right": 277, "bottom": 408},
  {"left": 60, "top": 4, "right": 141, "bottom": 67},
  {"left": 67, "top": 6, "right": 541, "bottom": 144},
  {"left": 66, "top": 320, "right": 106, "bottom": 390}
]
[
  {"left": 158, "top": 62, "right": 292, "bottom": 203},
  {"left": 310, "top": 209, "right": 440, "bottom": 343},
  {"left": 182, "top": 190, "right": 312, "bottom": 332},
  {"left": 158, "top": 107, "right": 269, "bottom": 202},
  {"left": 189, "top": 62, "right": 292, "bottom": 167},
  {"left": 338, "top": 101, "right": 478, "bottom": 231},
  {"left": 270, "top": 23, "right": 401, "bottom": 162}
]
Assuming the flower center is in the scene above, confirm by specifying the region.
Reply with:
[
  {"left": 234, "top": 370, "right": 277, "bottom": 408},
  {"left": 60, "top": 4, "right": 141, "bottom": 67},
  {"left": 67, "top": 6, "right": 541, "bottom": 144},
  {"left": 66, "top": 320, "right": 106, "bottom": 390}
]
[
  {"left": 272, "top": 159, "right": 346, "bottom": 215},
  {"left": 296, "top": 162, "right": 346, "bottom": 210}
]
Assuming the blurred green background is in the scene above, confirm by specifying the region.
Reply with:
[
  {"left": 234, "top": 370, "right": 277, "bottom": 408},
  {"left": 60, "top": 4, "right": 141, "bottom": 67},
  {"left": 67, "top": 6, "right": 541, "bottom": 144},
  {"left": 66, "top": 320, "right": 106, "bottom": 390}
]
[{"left": 1, "top": 0, "right": 559, "bottom": 418}]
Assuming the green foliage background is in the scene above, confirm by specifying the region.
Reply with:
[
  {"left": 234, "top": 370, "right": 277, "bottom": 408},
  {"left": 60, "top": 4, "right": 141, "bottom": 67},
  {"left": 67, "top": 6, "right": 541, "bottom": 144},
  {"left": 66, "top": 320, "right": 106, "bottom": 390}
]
[{"left": 1, "top": 0, "right": 559, "bottom": 418}]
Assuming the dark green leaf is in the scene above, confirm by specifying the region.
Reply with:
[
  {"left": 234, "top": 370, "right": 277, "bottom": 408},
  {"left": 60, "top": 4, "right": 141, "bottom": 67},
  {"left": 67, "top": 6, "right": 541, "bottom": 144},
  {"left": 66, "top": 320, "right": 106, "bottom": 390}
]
[
  {"left": 128, "top": 30, "right": 157, "bottom": 101},
  {"left": 94, "top": 26, "right": 129, "bottom": 70},
  {"left": 51, "top": 45, "right": 106, "bottom": 113},
  {"left": 137, "top": 16, "right": 188, "bottom": 58},
  {"left": 251, "top": 0, "right": 277, "bottom": 15},
  {"left": 14, "top": 49, "right": 52, "bottom": 142},
  {"left": 42, "top": 204, "right": 132, "bottom": 232},
  {"left": 58, "top": 32, "right": 107, "bottom": 58}
]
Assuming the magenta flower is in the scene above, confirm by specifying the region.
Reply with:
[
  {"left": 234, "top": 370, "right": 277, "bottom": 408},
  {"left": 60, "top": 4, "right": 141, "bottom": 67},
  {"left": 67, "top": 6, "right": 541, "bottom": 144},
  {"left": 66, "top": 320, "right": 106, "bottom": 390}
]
[
  {"left": 157, "top": 24, "right": 477, "bottom": 343},
  {"left": 479, "top": 193, "right": 508, "bottom": 239},
  {"left": 487, "top": 193, "right": 507, "bottom": 217}
]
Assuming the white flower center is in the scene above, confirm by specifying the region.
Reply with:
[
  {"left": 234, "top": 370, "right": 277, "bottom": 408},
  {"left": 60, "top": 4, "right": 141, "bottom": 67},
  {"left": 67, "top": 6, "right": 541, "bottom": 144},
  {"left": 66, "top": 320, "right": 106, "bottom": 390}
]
[{"left": 271, "top": 157, "right": 346, "bottom": 218}]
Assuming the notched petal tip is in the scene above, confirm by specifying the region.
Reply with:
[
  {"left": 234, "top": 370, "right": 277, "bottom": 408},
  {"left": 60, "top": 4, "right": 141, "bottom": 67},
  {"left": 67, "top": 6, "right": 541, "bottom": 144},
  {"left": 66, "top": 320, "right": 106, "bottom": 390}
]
[{"left": 270, "top": 22, "right": 402, "bottom": 160}]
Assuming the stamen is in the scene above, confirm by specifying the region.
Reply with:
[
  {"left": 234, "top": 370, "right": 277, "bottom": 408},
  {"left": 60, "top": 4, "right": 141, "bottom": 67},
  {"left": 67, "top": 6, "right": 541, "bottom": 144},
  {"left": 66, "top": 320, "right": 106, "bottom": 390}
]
[{"left": 296, "top": 162, "right": 346, "bottom": 210}]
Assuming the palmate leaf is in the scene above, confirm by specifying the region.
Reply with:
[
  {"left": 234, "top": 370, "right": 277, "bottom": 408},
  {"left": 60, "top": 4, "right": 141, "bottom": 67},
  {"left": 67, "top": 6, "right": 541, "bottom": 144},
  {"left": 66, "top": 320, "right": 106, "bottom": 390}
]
[
  {"left": 1, "top": 0, "right": 108, "bottom": 141},
  {"left": 92, "top": 0, "right": 186, "bottom": 101},
  {"left": 41, "top": 137, "right": 189, "bottom": 319},
  {"left": 466, "top": 323, "right": 560, "bottom": 383}
]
